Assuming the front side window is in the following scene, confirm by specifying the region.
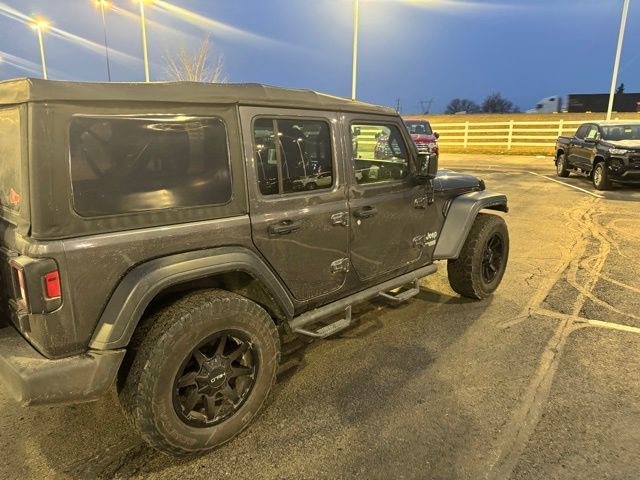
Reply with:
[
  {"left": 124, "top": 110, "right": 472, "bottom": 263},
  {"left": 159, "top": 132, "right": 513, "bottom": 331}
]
[
  {"left": 351, "top": 123, "right": 409, "bottom": 185},
  {"left": 575, "top": 125, "right": 589, "bottom": 139},
  {"left": 585, "top": 125, "right": 599, "bottom": 140},
  {"left": 253, "top": 118, "right": 333, "bottom": 195},
  {"left": 69, "top": 115, "right": 231, "bottom": 216}
]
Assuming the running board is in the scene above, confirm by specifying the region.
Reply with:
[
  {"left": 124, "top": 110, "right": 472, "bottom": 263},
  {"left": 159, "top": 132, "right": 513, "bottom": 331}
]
[
  {"left": 288, "top": 264, "right": 437, "bottom": 339},
  {"left": 292, "top": 307, "right": 352, "bottom": 339},
  {"left": 378, "top": 280, "right": 420, "bottom": 304}
]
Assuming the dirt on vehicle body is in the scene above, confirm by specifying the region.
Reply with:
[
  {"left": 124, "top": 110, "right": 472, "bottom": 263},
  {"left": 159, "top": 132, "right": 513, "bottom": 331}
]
[{"left": 0, "top": 78, "right": 508, "bottom": 456}]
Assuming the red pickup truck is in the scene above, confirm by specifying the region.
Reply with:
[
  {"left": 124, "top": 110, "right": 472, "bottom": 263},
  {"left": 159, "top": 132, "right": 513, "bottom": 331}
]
[{"left": 404, "top": 119, "right": 439, "bottom": 160}]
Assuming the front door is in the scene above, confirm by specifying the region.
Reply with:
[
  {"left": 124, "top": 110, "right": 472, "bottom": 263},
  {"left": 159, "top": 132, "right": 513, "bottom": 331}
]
[
  {"left": 578, "top": 124, "right": 599, "bottom": 169},
  {"left": 241, "top": 107, "right": 350, "bottom": 302},
  {"left": 346, "top": 116, "right": 438, "bottom": 281}
]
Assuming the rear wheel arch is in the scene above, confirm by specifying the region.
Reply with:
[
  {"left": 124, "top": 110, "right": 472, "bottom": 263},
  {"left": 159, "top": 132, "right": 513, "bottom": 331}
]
[{"left": 90, "top": 247, "right": 294, "bottom": 351}]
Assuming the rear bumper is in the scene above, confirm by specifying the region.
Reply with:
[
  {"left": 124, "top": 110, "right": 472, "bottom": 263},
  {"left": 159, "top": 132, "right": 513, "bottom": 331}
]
[{"left": 0, "top": 325, "right": 125, "bottom": 406}]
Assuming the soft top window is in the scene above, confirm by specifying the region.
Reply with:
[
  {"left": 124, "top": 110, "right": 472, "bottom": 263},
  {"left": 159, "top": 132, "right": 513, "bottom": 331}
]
[
  {"left": 69, "top": 115, "right": 231, "bottom": 217},
  {"left": 0, "top": 107, "right": 22, "bottom": 213}
]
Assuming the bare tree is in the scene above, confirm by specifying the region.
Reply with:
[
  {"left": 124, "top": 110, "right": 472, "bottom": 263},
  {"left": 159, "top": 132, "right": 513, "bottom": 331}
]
[
  {"left": 481, "top": 93, "right": 517, "bottom": 114},
  {"left": 164, "top": 37, "right": 227, "bottom": 83},
  {"left": 445, "top": 98, "right": 480, "bottom": 114}
]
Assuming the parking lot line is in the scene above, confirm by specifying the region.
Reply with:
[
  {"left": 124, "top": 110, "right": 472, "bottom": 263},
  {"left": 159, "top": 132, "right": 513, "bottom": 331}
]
[
  {"left": 527, "top": 172, "right": 605, "bottom": 199},
  {"left": 534, "top": 308, "right": 640, "bottom": 335}
]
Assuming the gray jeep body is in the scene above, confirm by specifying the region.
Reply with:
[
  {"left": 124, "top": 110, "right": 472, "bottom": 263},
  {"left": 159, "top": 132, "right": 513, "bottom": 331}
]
[{"left": 0, "top": 79, "right": 507, "bottom": 406}]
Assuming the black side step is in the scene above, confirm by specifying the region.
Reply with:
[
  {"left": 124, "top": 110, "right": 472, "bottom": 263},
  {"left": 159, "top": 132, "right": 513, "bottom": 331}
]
[
  {"left": 288, "top": 264, "right": 437, "bottom": 339},
  {"left": 378, "top": 280, "right": 420, "bottom": 304},
  {"left": 291, "top": 306, "right": 352, "bottom": 339}
]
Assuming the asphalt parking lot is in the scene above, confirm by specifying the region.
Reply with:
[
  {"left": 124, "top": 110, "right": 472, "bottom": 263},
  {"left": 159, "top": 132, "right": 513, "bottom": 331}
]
[{"left": 1, "top": 154, "right": 639, "bottom": 480}]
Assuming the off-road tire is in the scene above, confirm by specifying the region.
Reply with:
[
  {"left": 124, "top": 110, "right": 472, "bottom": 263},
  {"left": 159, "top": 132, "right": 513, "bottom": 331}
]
[
  {"left": 592, "top": 162, "right": 611, "bottom": 191},
  {"left": 556, "top": 153, "right": 570, "bottom": 177},
  {"left": 447, "top": 213, "right": 509, "bottom": 300},
  {"left": 119, "top": 289, "right": 280, "bottom": 456}
]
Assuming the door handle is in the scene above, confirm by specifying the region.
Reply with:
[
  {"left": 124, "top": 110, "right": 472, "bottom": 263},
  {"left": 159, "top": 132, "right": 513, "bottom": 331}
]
[
  {"left": 268, "top": 220, "right": 302, "bottom": 235},
  {"left": 353, "top": 206, "right": 378, "bottom": 219}
]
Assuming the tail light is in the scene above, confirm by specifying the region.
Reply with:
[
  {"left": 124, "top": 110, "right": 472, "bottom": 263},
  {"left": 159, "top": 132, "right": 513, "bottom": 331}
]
[
  {"left": 44, "top": 271, "right": 62, "bottom": 299},
  {"left": 11, "top": 263, "right": 28, "bottom": 310},
  {"left": 9, "top": 257, "right": 62, "bottom": 314}
]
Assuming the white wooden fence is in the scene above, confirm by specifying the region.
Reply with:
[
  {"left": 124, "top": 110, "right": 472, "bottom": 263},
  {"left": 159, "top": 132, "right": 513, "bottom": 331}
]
[{"left": 429, "top": 119, "right": 594, "bottom": 150}]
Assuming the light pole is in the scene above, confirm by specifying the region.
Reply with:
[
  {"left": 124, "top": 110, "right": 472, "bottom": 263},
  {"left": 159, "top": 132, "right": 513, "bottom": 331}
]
[
  {"left": 30, "top": 20, "right": 49, "bottom": 80},
  {"left": 95, "top": 0, "right": 112, "bottom": 82},
  {"left": 136, "top": 0, "right": 151, "bottom": 82},
  {"left": 351, "top": 0, "right": 359, "bottom": 100},
  {"left": 606, "top": 0, "right": 630, "bottom": 121}
]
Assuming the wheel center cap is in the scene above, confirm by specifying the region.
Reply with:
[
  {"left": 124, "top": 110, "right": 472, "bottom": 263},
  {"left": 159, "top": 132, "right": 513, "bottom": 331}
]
[{"left": 206, "top": 366, "right": 227, "bottom": 388}]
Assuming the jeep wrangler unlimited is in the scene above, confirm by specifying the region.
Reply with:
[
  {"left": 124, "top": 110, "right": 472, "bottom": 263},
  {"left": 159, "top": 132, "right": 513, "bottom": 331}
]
[{"left": 0, "top": 79, "right": 508, "bottom": 456}]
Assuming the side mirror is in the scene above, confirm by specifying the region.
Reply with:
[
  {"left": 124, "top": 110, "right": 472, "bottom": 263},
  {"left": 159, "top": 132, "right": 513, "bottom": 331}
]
[
  {"left": 585, "top": 136, "right": 597, "bottom": 143},
  {"left": 416, "top": 154, "right": 438, "bottom": 181},
  {"left": 353, "top": 127, "right": 361, "bottom": 136},
  {"left": 434, "top": 131, "right": 440, "bottom": 139}
]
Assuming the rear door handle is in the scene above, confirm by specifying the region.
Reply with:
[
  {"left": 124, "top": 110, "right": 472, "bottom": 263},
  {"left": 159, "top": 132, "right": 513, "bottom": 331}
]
[
  {"left": 268, "top": 220, "right": 302, "bottom": 235},
  {"left": 353, "top": 206, "right": 378, "bottom": 219}
]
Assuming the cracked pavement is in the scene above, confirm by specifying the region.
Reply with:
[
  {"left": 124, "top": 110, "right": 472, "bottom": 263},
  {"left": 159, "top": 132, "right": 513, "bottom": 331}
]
[{"left": 1, "top": 154, "right": 639, "bottom": 479}]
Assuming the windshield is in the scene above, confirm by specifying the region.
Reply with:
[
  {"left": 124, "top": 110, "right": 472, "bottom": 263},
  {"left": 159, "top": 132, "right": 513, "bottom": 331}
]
[
  {"left": 601, "top": 124, "right": 640, "bottom": 141},
  {"left": 404, "top": 121, "right": 433, "bottom": 135}
]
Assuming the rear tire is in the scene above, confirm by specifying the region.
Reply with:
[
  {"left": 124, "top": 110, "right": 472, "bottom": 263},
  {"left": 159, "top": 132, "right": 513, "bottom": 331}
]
[
  {"left": 556, "top": 153, "right": 570, "bottom": 177},
  {"left": 592, "top": 162, "right": 611, "bottom": 190},
  {"left": 447, "top": 213, "right": 509, "bottom": 300},
  {"left": 119, "top": 289, "right": 280, "bottom": 456}
]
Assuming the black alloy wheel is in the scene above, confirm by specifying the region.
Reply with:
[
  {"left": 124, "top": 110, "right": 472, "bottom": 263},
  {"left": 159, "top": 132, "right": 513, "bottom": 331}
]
[
  {"left": 173, "top": 331, "right": 257, "bottom": 428},
  {"left": 482, "top": 234, "right": 504, "bottom": 283}
]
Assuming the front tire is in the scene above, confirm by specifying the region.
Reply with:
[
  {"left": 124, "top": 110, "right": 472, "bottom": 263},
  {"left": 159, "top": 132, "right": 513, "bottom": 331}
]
[
  {"left": 447, "top": 213, "right": 509, "bottom": 300},
  {"left": 556, "top": 153, "right": 570, "bottom": 177},
  {"left": 119, "top": 289, "right": 280, "bottom": 456},
  {"left": 592, "top": 162, "right": 611, "bottom": 190}
]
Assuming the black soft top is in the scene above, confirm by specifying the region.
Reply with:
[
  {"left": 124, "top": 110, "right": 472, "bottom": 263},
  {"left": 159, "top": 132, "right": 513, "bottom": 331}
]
[{"left": 0, "top": 78, "right": 394, "bottom": 115}]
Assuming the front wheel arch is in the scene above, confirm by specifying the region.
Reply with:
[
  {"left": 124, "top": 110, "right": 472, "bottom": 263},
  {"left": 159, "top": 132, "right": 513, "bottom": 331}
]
[{"left": 433, "top": 191, "right": 508, "bottom": 261}]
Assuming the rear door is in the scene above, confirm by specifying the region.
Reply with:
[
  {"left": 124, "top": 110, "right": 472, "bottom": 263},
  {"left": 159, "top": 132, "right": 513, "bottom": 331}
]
[
  {"left": 346, "top": 115, "right": 437, "bottom": 281},
  {"left": 240, "top": 107, "right": 350, "bottom": 302}
]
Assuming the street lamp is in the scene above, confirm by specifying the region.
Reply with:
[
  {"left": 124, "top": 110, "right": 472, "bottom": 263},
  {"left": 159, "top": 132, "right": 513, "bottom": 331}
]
[
  {"left": 352, "top": 0, "right": 359, "bottom": 100},
  {"left": 30, "top": 20, "right": 49, "bottom": 80},
  {"left": 134, "top": 0, "right": 151, "bottom": 82},
  {"left": 94, "top": 0, "right": 112, "bottom": 82},
  {"left": 606, "top": 0, "right": 630, "bottom": 121}
]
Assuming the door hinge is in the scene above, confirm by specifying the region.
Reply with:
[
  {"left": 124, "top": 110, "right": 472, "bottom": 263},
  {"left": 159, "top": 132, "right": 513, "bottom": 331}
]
[
  {"left": 330, "top": 258, "right": 350, "bottom": 274},
  {"left": 331, "top": 211, "right": 350, "bottom": 227}
]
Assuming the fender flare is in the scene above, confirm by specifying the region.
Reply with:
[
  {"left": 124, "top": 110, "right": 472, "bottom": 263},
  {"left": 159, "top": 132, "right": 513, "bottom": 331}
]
[
  {"left": 432, "top": 191, "right": 508, "bottom": 261},
  {"left": 89, "top": 247, "right": 294, "bottom": 350}
]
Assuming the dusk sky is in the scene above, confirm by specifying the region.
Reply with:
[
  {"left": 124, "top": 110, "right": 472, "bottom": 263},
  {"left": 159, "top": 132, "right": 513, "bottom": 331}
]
[{"left": 0, "top": 0, "right": 638, "bottom": 113}]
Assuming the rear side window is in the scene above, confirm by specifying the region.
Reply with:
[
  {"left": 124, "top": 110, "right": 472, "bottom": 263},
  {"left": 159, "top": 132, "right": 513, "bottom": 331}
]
[
  {"left": 0, "top": 107, "right": 22, "bottom": 212},
  {"left": 69, "top": 115, "right": 231, "bottom": 216},
  {"left": 253, "top": 118, "right": 333, "bottom": 195}
]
